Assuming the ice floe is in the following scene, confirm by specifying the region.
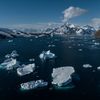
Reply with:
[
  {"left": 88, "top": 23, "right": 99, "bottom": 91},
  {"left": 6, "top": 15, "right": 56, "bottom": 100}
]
[
  {"left": 82, "top": 64, "right": 92, "bottom": 68},
  {"left": 52, "top": 67, "right": 75, "bottom": 87},
  {"left": 17, "top": 63, "right": 35, "bottom": 76},
  {"left": 39, "top": 50, "right": 56, "bottom": 61},
  {"left": 0, "top": 58, "right": 19, "bottom": 70},
  {"left": 20, "top": 80, "right": 48, "bottom": 90}
]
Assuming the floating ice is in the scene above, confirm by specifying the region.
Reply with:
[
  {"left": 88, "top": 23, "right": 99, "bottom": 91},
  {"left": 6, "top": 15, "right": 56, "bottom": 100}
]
[
  {"left": 97, "top": 66, "right": 100, "bottom": 70},
  {"left": 20, "top": 80, "right": 48, "bottom": 90},
  {"left": 83, "top": 64, "right": 92, "bottom": 68},
  {"left": 39, "top": 50, "right": 56, "bottom": 61},
  {"left": 78, "top": 49, "right": 83, "bottom": 51},
  {"left": 29, "top": 58, "right": 35, "bottom": 62},
  {"left": 5, "top": 50, "right": 19, "bottom": 58},
  {"left": 8, "top": 40, "right": 13, "bottom": 43},
  {"left": 17, "top": 63, "right": 35, "bottom": 76},
  {"left": 52, "top": 67, "right": 75, "bottom": 87},
  {"left": 0, "top": 58, "right": 19, "bottom": 70},
  {"left": 48, "top": 44, "right": 55, "bottom": 48}
]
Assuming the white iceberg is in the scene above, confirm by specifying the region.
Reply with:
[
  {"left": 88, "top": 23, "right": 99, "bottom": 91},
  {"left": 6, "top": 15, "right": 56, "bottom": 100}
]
[
  {"left": 20, "top": 80, "right": 48, "bottom": 90},
  {"left": 82, "top": 64, "right": 92, "bottom": 68},
  {"left": 5, "top": 50, "right": 19, "bottom": 58},
  {"left": 0, "top": 58, "right": 19, "bottom": 70},
  {"left": 17, "top": 63, "right": 35, "bottom": 76},
  {"left": 52, "top": 66, "right": 75, "bottom": 87},
  {"left": 39, "top": 50, "right": 56, "bottom": 61}
]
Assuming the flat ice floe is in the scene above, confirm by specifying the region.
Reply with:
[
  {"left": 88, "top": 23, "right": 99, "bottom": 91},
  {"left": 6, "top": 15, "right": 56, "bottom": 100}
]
[
  {"left": 82, "top": 64, "right": 92, "bottom": 68},
  {"left": 39, "top": 50, "right": 56, "bottom": 61},
  {"left": 17, "top": 63, "right": 35, "bottom": 76},
  {"left": 20, "top": 80, "right": 48, "bottom": 90},
  {"left": 0, "top": 58, "right": 19, "bottom": 70},
  {"left": 52, "top": 67, "right": 75, "bottom": 87}
]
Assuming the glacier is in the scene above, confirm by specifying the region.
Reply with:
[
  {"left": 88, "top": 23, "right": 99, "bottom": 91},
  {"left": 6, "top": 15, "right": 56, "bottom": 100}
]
[
  {"left": 52, "top": 66, "right": 75, "bottom": 87},
  {"left": 17, "top": 63, "right": 35, "bottom": 76},
  {"left": 20, "top": 80, "right": 48, "bottom": 90}
]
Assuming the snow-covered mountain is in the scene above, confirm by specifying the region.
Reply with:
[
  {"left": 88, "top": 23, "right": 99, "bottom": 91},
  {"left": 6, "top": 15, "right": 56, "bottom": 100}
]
[
  {"left": 43, "top": 23, "right": 96, "bottom": 37},
  {"left": 0, "top": 23, "right": 97, "bottom": 39}
]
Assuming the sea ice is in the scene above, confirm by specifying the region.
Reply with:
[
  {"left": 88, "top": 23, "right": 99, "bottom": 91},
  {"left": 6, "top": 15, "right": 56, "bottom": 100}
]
[
  {"left": 17, "top": 63, "right": 35, "bottom": 76},
  {"left": 20, "top": 80, "right": 48, "bottom": 90},
  {"left": 83, "top": 64, "right": 92, "bottom": 68},
  {"left": 52, "top": 67, "right": 75, "bottom": 87},
  {"left": 0, "top": 58, "right": 19, "bottom": 70},
  {"left": 39, "top": 50, "right": 56, "bottom": 61}
]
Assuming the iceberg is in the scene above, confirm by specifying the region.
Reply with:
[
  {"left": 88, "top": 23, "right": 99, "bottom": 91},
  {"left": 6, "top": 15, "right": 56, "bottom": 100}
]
[
  {"left": 0, "top": 58, "right": 19, "bottom": 70},
  {"left": 20, "top": 80, "right": 48, "bottom": 90},
  {"left": 17, "top": 63, "right": 35, "bottom": 76},
  {"left": 39, "top": 50, "right": 56, "bottom": 61},
  {"left": 52, "top": 67, "right": 75, "bottom": 87},
  {"left": 82, "top": 64, "right": 92, "bottom": 68}
]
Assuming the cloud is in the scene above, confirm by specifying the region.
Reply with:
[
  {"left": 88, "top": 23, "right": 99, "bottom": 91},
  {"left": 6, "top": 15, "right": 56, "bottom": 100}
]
[
  {"left": 62, "top": 6, "right": 87, "bottom": 22},
  {"left": 91, "top": 18, "right": 100, "bottom": 27}
]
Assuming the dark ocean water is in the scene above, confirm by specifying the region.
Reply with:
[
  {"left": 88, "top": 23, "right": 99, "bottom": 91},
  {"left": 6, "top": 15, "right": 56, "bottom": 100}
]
[{"left": 0, "top": 35, "right": 100, "bottom": 100}]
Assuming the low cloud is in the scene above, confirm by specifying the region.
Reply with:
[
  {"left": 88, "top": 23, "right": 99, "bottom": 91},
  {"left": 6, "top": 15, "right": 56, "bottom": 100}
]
[
  {"left": 62, "top": 6, "right": 87, "bottom": 22},
  {"left": 91, "top": 18, "right": 100, "bottom": 27}
]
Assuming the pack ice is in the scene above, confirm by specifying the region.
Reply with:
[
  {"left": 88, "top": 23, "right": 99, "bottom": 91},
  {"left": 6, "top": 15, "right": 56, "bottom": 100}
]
[
  {"left": 20, "top": 80, "right": 48, "bottom": 90},
  {"left": 52, "top": 67, "right": 75, "bottom": 87},
  {"left": 17, "top": 63, "right": 35, "bottom": 76},
  {"left": 39, "top": 50, "right": 55, "bottom": 61},
  {"left": 0, "top": 58, "right": 19, "bottom": 70}
]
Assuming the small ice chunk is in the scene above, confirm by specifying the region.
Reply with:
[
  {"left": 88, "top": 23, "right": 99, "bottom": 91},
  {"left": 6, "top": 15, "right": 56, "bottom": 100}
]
[
  {"left": 78, "top": 49, "right": 83, "bottom": 51},
  {"left": 48, "top": 44, "right": 55, "bottom": 48},
  {"left": 20, "top": 80, "right": 48, "bottom": 90},
  {"left": 52, "top": 67, "right": 75, "bottom": 87},
  {"left": 8, "top": 40, "right": 13, "bottom": 43},
  {"left": 0, "top": 58, "right": 19, "bottom": 70},
  {"left": 97, "top": 66, "right": 100, "bottom": 70},
  {"left": 39, "top": 50, "right": 56, "bottom": 61},
  {"left": 17, "top": 63, "right": 35, "bottom": 76},
  {"left": 5, "top": 50, "right": 19, "bottom": 58},
  {"left": 83, "top": 64, "right": 92, "bottom": 68},
  {"left": 29, "top": 58, "right": 35, "bottom": 62}
]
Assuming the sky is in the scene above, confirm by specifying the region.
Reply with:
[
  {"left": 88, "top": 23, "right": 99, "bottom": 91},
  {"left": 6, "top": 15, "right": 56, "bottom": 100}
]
[{"left": 0, "top": 0, "right": 100, "bottom": 27}]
